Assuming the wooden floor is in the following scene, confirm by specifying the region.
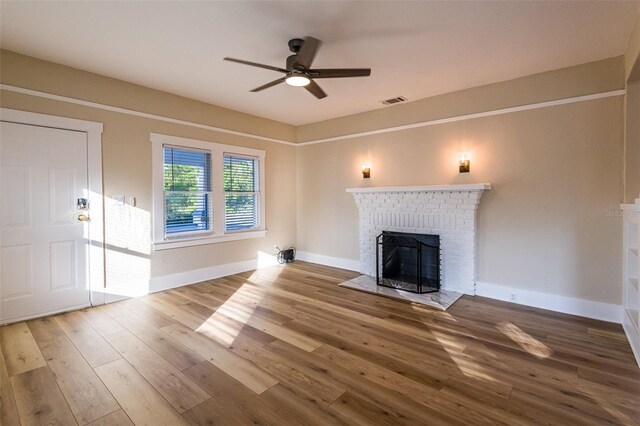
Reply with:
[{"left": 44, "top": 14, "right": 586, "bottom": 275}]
[{"left": 1, "top": 262, "right": 639, "bottom": 425}]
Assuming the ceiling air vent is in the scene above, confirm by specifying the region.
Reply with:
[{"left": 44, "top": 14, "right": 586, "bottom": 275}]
[{"left": 381, "top": 96, "right": 407, "bottom": 106}]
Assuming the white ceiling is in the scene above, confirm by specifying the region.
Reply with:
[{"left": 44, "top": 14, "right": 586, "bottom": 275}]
[{"left": 1, "top": 1, "right": 639, "bottom": 126}]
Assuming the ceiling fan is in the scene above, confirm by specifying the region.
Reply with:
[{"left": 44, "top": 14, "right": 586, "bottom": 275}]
[{"left": 224, "top": 37, "right": 371, "bottom": 99}]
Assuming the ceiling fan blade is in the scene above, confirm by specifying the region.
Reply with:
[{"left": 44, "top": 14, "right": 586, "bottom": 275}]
[
  {"left": 304, "top": 80, "right": 327, "bottom": 99},
  {"left": 309, "top": 68, "right": 371, "bottom": 79},
  {"left": 224, "top": 57, "right": 287, "bottom": 73},
  {"left": 294, "top": 37, "right": 321, "bottom": 70},
  {"left": 250, "top": 77, "right": 286, "bottom": 92}
]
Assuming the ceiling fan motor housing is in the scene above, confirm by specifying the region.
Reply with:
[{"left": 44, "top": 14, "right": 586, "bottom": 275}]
[
  {"left": 286, "top": 54, "right": 299, "bottom": 71},
  {"left": 288, "top": 38, "right": 305, "bottom": 53}
]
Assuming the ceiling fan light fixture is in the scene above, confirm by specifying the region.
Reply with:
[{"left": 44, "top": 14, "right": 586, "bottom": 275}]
[
  {"left": 224, "top": 36, "right": 370, "bottom": 99},
  {"left": 285, "top": 73, "right": 311, "bottom": 87}
]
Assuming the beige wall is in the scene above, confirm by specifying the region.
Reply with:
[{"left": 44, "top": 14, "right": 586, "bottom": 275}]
[
  {"left": 626, "top": 80, "right": 640, "bottom": 202},
  {"left": 626, "top": 15, "right": 640, "bottom": 82},
  {"left": 1, "top": 51, "right": 295, "bottom": 142},
  {"left": 0, "top": 49, "right": 628, "bottom": 306},
  {"left": 0, "top": 50, "right": 297, "bottom": 293},
  {"left": 626, "top": 16, "right": 640, "bottom": 202},
  {"left": 297, "top": 57, "right": 623, "bottom": 143},
  {"left": 296, "top": 59, "right": 624, "bottom": 305}
]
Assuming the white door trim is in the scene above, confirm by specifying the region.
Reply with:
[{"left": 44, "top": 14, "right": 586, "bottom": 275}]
[{"left": 0, "top": 108, "right": 105, "bottom": 307}]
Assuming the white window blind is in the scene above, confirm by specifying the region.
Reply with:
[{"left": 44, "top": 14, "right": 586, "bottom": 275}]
[
  {"left": 224, "top": 154, "right": 259, "bottom": 231},
  {"left": 163, "top": 145, "right": 212, "bottom": 236}
]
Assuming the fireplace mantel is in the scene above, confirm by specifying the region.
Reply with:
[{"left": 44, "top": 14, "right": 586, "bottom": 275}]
[
  {"left": 346, "top": 183, "right": 491, "bottom": 194},
  {"left": 348, "top": 182, "right": 491, "bottom": 295}
]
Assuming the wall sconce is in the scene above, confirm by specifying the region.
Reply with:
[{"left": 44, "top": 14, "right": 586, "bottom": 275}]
[
  {"left": 362, "top": 164, "right": 371, "bottom": 179},
  {"left": 459, "top": 154, "right": 470, "bottom": 173}
]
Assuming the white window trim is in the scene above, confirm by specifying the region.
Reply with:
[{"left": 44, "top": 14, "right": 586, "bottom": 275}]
[{"left": 151, "top": 133, "right": 266, "bottom": 250}]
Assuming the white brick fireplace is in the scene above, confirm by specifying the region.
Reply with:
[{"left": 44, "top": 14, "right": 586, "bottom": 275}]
[{"left": 347, "top": 184, "right": 491, "bottom": 295}]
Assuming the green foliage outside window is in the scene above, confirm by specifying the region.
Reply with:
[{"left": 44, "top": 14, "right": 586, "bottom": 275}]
[
  {"left": 224, "top": 156, "right": 258, "bottom": 230},
  {"left": 223, "top": 159, "right": 255, "bottom": 192},
  {"left": 163, "top": 149, "right": 259, "bottom": 233},
  {"left": 164, "top": 164, "right": 201, "bottom": 225}
]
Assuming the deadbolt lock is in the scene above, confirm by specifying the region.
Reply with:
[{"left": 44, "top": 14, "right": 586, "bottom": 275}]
[{"left": 77, "top": 198, "right": 89, "bottom": 210}]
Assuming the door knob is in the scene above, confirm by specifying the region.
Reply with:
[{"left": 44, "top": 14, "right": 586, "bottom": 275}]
[{"left": 77, "top": 213, "right": 91, "bottom": 222}]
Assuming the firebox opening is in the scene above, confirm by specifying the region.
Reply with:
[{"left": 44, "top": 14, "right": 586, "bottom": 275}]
[{"left": 376, "top": 231, "right": 440, "bottom": 294}]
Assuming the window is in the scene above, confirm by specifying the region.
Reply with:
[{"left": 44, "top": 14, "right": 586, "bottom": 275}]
[
  {"left": 164, "top": 146, "right": 212, "bottom": 235},
  {"left": 151, "top": 134, "right": 266, "bottom": 250},
  {"left": 224, "top": 154, "right": 260, "bottom": 231}
]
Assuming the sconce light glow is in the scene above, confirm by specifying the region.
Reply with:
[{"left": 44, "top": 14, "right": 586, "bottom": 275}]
[
  {"left": 361, "top": 163, "right": 371, "bottom": 179},
  {"left": 459, "top": 154, "right": 470, "bottom": 173}
]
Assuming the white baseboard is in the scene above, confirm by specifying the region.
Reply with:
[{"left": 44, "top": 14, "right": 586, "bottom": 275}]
[
  {"left": 622, "top": 311, "right": 640, "bottom": 367},
  {"left": 476, "top": 281, "right": 623, "bottom": 324},
  {"left": 295, "top": 251, "right": 360, "bottom": 272},
  {"left": 149, "top": 259, "right": 257, "bottom": 293},
  {"left": 104, "top": 253, "right": 279, "bottom": 303},
  {"left": 291, "top": 256, "right": 622, "bottom": 325},
  {"left": 99, "top": 252, "right": 625, "bottom": 328}
]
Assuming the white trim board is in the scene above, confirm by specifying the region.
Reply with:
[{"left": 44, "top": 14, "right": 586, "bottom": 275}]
[
  {"left": 476, "top": 281, "right": 622, "bottom": 324},
  {"left": 0, "top": 84, "right": 296, "bottom": 146},
  {"left": 153, "top": 230, "right": 267, "bottom": 250},
  {"left": 297, "top": 90, "right": 626, "bottom": 146},
  {"left": 347, "top": 183, "right": 491, "bottom": 193},
  {"left": 622, "top": 312, "right": 640, "bottom": 367},
  {"left": 105, "top": 254, "right": 280, "bottom": 304},
  {"left": 1, "top": 83, "right": 624, "bottom": 148}
]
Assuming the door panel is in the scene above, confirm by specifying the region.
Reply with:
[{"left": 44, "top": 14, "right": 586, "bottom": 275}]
[
  {"left": 50, "top": 240, "right": 77, "bottom": 291},
  {"left": 0, "top": 245, "right": 32, "bottom": 299},
  {"left": 1, "top": 166, "right": 30, "bottom": 227},
  {"left": 1, "top": 121, "right": 90, "bottom": 322},
  {"left": 50, "top": 168, "right": 77, "bottom": 225}
]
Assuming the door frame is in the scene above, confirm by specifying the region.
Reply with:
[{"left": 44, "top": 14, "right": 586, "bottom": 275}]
[{"left": 0, "top": 108, "right": 105, "bottom": 310}]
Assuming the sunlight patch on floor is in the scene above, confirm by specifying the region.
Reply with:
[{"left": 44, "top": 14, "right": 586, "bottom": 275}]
[
  {"left": 497, "top": 321, "right": 552, "bottom": 359},
  {"left": 406, "top": 304, "right": 456, "bottom": 333},
  {"left": 195, "top": 265, "right": 282, "bottom": 347},
  {"left": 432, "top": 330, "right": 501, "bottom": 384},
  {"left": 196, "top": 284, "right": 264, "bottom": 346},
  {"left": 245, "top": 263, "right": 286, "bottom": 286},
  {"left": 410, "top": 305, "right": 460, "bottom": 324}
]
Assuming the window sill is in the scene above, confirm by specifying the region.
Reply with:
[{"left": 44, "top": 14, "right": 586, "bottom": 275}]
[{"left": 153, "top": 229, "right": 266, "bottom": 251}]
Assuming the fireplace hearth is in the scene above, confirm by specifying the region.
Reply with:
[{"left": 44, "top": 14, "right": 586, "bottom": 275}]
[{"left": 377, "top": 231, "right": 440, "bottom": 294}]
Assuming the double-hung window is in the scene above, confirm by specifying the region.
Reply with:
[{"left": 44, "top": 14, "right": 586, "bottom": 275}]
[
  {"left": 163, "top": 146, "right": 212, "bottom": 236},
  {"left": 151, "top": 134, "right": 266, "bottom": 250},
  {"left": 224, "top": 154, "right": 260, "bottom": 232}
]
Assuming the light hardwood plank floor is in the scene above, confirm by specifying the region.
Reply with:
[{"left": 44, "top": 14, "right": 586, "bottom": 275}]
[{"left": 1, "top": 261, "right": 638, "bottom": 425}]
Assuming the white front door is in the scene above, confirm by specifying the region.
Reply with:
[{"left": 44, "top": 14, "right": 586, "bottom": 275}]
[{"left": 1, "top": 121, "right": 91, "bottom": 323}]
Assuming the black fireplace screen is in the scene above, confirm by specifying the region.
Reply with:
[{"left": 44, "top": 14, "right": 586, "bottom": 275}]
[{"left": 376, "top": 231, "right": 440, "bottom": 294}]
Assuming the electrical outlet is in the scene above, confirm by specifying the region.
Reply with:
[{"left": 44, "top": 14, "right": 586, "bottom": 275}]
[{"left": 509, "top": 293, "right": 517, "bottom": 302}]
